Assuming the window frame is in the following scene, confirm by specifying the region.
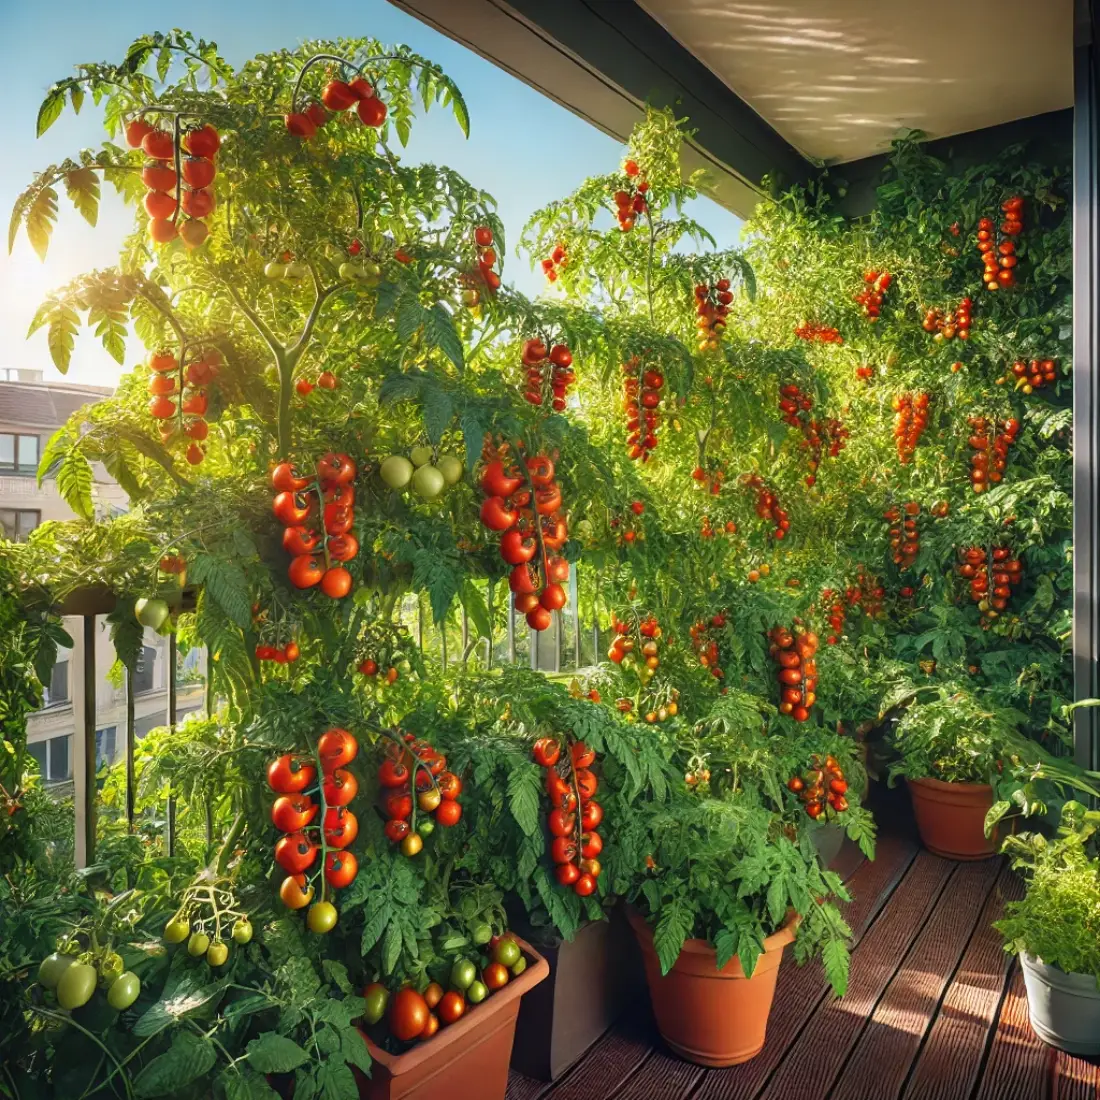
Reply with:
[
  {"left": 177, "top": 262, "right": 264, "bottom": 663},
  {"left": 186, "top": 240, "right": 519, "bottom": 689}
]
[
  {"left": 0, "top": 433, "right": 41, "bottom": 476},
  {"left": 0, "top": 507, "right": 41, "bottom": 541}
]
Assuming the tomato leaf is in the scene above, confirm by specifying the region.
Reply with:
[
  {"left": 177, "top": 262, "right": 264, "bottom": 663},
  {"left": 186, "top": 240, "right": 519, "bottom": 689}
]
[
  {"left": 36, "top": 86, "right": 67, "bottom": 137},
  {"left": 25, "top": 185, "right": 59, "bottom": 261},
  {"left": 187, "top": 553, "right": 252, "bottom": 629},
  {"left": 57, "top": 448, "right": 94, "bottom": 520},
  {"left": 245, "top": 1033, "right": 310, "bottom": 1074},
  {"left": 425, "top": 303, "right": 464, "bottom": 371},
  {"left": 506, "top": 763, "right": 542, "bottom": 837},
  {"left": 133, "top": 1031, "right": 216, "bottom": 1098},
  {"left": 64, "top": 167, "right": 100, "bottom": 227}
]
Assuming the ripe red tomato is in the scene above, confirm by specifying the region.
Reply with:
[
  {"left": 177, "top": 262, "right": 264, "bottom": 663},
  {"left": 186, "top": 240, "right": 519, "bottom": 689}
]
[
  {"left": 267, "top": 754, "right": 316, "bottom": 794},
  {"left": 181, "top": 157, "right": 216, "bottom": 189},
  {"left": 126, "top": 117, "right": 154, "bottom": 148},
  {"left": 437, "top": 772, "right": 463, "bottom": 800},
  {"left": 324, "top": 850, "right": 358, "bottom": 888},
  {"left": 321, "top": 567, "right": 353, "bottom": 599},
  {"left": 475, "top": 225, "right": 494, "bottom": 247},
  {"left": 323, "top": 504, "right": 354, "bottom": 536},
  {"left": 324, "top": 808, "right": 358, "bottom": 849},
  {"left": 574, "top": 873, "right": 597, "bottom": 897},
  {"left": 571, "top": 741, "right": 596, "bottom": 768},
  {"left": 288, "top": 555, "right": 324, "bottom": 589},
  {"left": 357, "top": 96, "right": 388, "bottom": 127},
  {"left": 384, "top": 818, "right": 410, "bottom": 842},
  {"left": 482, "top": 962, "right": 509, "bottom": 990},
  {"left": 480, "top": 460, "right": 524, "bottom": 498},
  {"left": 437, "top": 991, "right": 465, "bottom": 1025},
  {"left": 378, "top": 758, "right": 411, "bottom": 788},
  {"left": 142, "top": 129, "right": 176, "bottom": 160},
  {"left": 581, "top": 831, "right": 602, "bottom": 858},
  {"left": 532, "top": 738, "right": 561, "bottom": 768},
  {"left": 581, "top": 801, "right": 603, "bottom": 830},
  {"left": 527, "top": 606, "right": 553, "bottom": 631},
  {"left": 551, "top": 836, "right": 578, "bottom": 864},
  {"left": 575, "top": 769, "right": 598, "bottom": 801},
  {"left": 279, "top": 873, "right": 314, "bottom": 910},
  {"left": 323, "top": 768, "right": 358, "bottom": 807},
  {"left": 181, "top": 188, "right": 215, "bottom": 218},
  {"left": 500, "top": 528, "right": 537, "bottom": 565},
  {"left": 548, "top": 809, "right": 575, "bottom": 837},
  {"left": 282, "top": 526, "right": 320, "bottom": 556},
  {"left": 555, "top": 862, "right": 580, "bottom": 886},
  {"left": 273, "top": 492, "right": 313, "bottom": 526},
  {"left": 383, "top": 791, "right": 413, "bottom": 820},
  {"left": 546, "top": 556, "right": 570, "bottom": 583},
  {"left": 390, "top": 988, "right": 430, "bottom": 1041},
  {"left": 271, "top": 795, "right": 317, "bottom": 832},
  {"left": 182, "top": 124, "right": 221, "bottom": 158},
  {"left": 435, "top": 800, "right": 462, "bottom": 827},
  {"left": 275, "top": 832, "right": 317, "bottom": 874},
  {"left": 318, "top": 728, "right": 358, "bottom": 770},
  {"left": 480, "top": 496, "right": 518, "bottom": 532},
  {"left": 327, "top": 534, "right": 359, "bottom": 562},
  {"left": 321, "top": 79, "right": 358, "bottom": 110},
  {"left": 540, "top": 583, "right": 567, "bottom": 612}
]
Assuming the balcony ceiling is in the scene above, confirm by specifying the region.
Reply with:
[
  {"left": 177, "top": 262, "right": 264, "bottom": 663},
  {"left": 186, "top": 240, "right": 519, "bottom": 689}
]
[{"left": 636, "top": 0, "right": 1074, "bottom": 163}]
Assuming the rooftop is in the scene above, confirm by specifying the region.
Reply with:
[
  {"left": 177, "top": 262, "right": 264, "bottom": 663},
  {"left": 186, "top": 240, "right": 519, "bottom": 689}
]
[{"left": 0, "top": 375, "right": 115, "bottom": 430}]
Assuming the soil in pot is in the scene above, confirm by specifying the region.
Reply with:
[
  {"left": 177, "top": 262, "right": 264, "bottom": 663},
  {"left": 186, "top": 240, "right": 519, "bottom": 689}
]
[
  {"left": 1020, "top": 951, "right": 1100, "bottom": 1057},
  {"left": 906, "top": 777, "right": 997, "bottom": 860},
  {"left": 626, "top": 907, "right": 797, "bottom": 1067},
  {"left": 509, "top": 909, "right": 644, "bottom": 1080},
  {"left": 355, "top": 936, "right": 549, "bottom": 1100}
]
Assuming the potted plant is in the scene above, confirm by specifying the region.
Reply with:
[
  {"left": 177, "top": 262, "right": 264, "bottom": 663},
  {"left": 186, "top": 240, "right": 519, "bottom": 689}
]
[
  {"left": 994, "top": 801, "right": 1100, "bottom": 1056},
  {"left": 888, "top": 685, "right": 1099, "bottom": 859}
]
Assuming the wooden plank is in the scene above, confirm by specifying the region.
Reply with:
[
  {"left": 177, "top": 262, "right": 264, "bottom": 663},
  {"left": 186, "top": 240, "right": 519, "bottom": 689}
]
[
  {"left": 613, "top": 1050, "right": 703, "bottom": 1100},
  {"left": 831, "top": 858, "right": 1002, "bottom": 1100},
  {"left": 754, "top": 851, "right": 956, "bottom": 1100},
  {"left": 506, "top": 1072, "right": 549, "bottom": 1100},
  {"left": 690, "top": 832, "right": 918, "bottom": 1100},
  {"left": 973, "top": 963, "right": 1053, "bottom": 1100},
  {"left": 1052, "top": 1050, "right": 1100, "bottom": 1100},
  {"left": 902, "top": 866, "right": 1022, "bottom": 1100}
]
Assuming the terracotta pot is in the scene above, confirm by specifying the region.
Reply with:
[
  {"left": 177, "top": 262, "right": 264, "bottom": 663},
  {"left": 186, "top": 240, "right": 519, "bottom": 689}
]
[
  {"left": 626, "top": 906, "right": 797, "bottom": 1067},
  {"left": 510, "top": 911, "right": 644, "bottom": 1080},
  {"left": 906, "top": 776, "right": 997, "bottom": 860},
  {"left": 356, "top": 936, "right": 549, "bottom": 1100}
]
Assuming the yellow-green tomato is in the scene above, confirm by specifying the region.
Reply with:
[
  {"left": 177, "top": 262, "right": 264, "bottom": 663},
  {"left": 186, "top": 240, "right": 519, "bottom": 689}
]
[
  {"left": 107, "top": 972, "right": 141, "bottom": 1011},
  {"left": 38, "top": 952, "right": 74, "bottom": 990},
  {"left": 363, "top": 982, "right": 388, "bottom": 1025},
  {"left": 510, "top": 958, "right": 527, "bottom": 978},
  {"left": 231, "top": 919, "right": 253, "bottom": 945},
  {"left": 164, "top": 917, "right": 191, "bottom": 944},
  {"left": 450, "top": 959, "right": 476, "bottom": 991},
  {"left": 57, "top": 963, "right": 98, "bottom": 1011},
  {"left": 493, "top": 938, "right": 522, "bottom": 968},
  {"left": 206, "top": 941, "right": 229, "bottom": 967},
  {"left": 307, "top": 902, "right": 338, "bottom": 934},
  {"left": 467, "top": 980, "right": 488, "bottom": 1005},
  {"left": 187, "top": 932, "right": 210, "bottom": 958}
]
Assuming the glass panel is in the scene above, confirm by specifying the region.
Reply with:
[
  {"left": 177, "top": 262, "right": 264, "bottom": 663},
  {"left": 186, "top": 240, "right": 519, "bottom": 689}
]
[
  {"left": 96, "top": 727, "right": 117, "bottom": 767},
  {"left": 46, "top": 659, "right": 69, "bottom": 704},
  {"left": 17, "top": 435, "right": 39, "bottom": 472},
  {"left": 133, "top": 646, "right": 156, "bottom": 694},
  {"left": 16, "top": 511, "right": 38, "bottom": 540},
  {"left": 49, "top": 734, "right": 71, "bottom": 781},
  {"left": 26, "top": 740, "right": 48, "bottom": 778},
  {"left": 0, "top": 434, "right": 14, "bottom": 470}
]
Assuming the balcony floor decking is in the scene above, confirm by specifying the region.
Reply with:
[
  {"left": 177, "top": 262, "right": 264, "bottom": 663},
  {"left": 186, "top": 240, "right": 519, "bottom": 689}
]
[{"left": 506, "top": 791, "right": 1100, "bottom": 1100}]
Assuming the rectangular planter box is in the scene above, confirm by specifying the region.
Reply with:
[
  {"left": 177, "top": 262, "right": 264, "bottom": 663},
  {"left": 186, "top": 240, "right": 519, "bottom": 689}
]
[
  {"left": 509, "top": 910, "right": 645, "bottom": 1080},
  {"left": 357, "top": 937, "right": 549, "bottom": 1100}
]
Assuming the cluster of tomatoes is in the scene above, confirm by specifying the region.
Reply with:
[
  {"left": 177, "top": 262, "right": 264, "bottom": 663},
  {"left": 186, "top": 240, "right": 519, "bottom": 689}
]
[
  {"left": 884, "top": 501, "right": 921, "bottom": 569},
  {"left": 637, "top": 687, "right": 680, "bottom": 724},
  {"left": 794, "top": 320, "right": 843, "bottom": 344},
  {"left": 777, "top": 383, "right": 848, "bottom": 486},
  {"left": 269, "top": 729, "right": 360, "bottom": 934},
  {"left": 958, "top": 546, "right": 1023, "bottom": 627},
  {"left": 294, "top": 368, "right": 338, "bottom": 396},
  {"left": 821, "top": 588, "right": 849, "bottom": 645},
  {"left": 460, "top": 224, "right": 501, "bottom": 306},
  {"left": 967, "top": 415, "right": 1018, "bottom": 493},
  {"left": 786, "top": 754, "right": 848, "bottom": 818},
  {"left": 848, "top": 565, "right": 886, "bottom": 618},
  {"left": 534, "top": 736, "right": 602, "bottom": 898},
  {"left": 147, "top": 347, "right": 219, "bottom": 465},
  {"left": 539, "top": 242, "right": 568, "bottom": 282},
  {"left": 693, "top": 281, "right": 734, "bottom": 353},
  {"left": 126, "top": 119, "right": 220, "bottom": 247},
  {"left": 622, "top": 355, "right": 664, "bottom": 461},
  {"left": 892, "top": 391, "right": 930, "bottom": 465},
  {"left": 272, "top": 453, "right": 359, "bottom": 599},
  {"left": 855, "top": 364, "right": 875, "bottom": 383},
  {"left": 613, "top": 158, "right": 648, "bottom": 232},
  {"left": 691, "top": 613, "right": 726, "bottom": 680},
  {"left": 768, "top": 625, "right": 818, "bottom": 722},
  {"left": 692, "top": 461, "right": 726, "bottom": 496},
  {"left": 698, "top": 514, "right": 738, "bottom": 540},
  {"left": 977, "top": 197, "right": 1024, "bottom": 291},
  {"left": 607, "top": 612, "right": 662, "bottom": 685},
  {"left": 854, "top": 269, "right": 893, "bottom": 320},
  {"left": 378, "top": 733, "right": 463, "bottom": 857},
  {"left": 522, "top": 337, "right": 575, "bottom": 410},
  {"left": 609, "top": 500, "right": 646, "bottom": 545},
  {"left": 923, "top": 296, "right": 973, "bottom": 341},
  {"left": 742, "top": 473, "right": 790, "bottom": 539},
  {"left": 254, "top": 617, "right": 301, "bottom": 665},
  {"left": 1008, "top": 357, "right": 1058, "bottom": 394},
  {"left": 359, "top": 658, "right": 400, "bottom": 685},
  {"left": 370, "top": 935, "right": 529, "bottom": 1046},
  {"left": 478, "top": 452, "right": 569, "bottom": 632},
  {"left": 285, "top": 74, "right": 386, "bottom": 138}
]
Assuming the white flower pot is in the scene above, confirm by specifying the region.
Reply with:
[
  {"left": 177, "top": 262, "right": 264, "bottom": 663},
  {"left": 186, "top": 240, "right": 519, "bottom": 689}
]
[{"left": 1020, "top": 951, "right": 1100, "bottom": 1056}]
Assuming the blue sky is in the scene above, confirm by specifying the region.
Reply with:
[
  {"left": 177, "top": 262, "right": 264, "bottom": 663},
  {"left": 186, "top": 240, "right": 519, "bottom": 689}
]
[{"left": 0, "top": 0, "right": 741, "bottom": 387}]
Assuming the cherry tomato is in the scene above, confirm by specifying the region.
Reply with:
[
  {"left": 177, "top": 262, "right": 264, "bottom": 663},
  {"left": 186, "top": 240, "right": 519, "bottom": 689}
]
[
  {"left": 575, "top": 769, "right": 598, "bottom": 801},
  {"left": 275, "top": 832, "right": 318, "bottom": 874},
  {"left": 271, "top": 795, "right": 317, "bottom": 832},
  {"left": 384, "top": 819, "right": 411, "bottom": 843},
  {"left": 550, "top": 836, "right": 578, "bottom": 864},
  {"left": 363, "top": 983, "right": 389, "bottom": 1025},
  {"left": 266, "top": 755, "right": 316, "bottom": 794},
  {"left": 581, "top": 801, "right": 603, "bottom": 830},
  {"left": 548, "top": 809, "right": 575, "bottom": 837},
  {"left": 482, "top": 962, "right": 509, "bottom": 991},
  {"left": 532, "top": 737, "right": 561, "bottom": 768},
  {"left": 390, "top": 988, "right": 429, "bottom": 1041},
  {"left": 307, "top": 901, "right": 338, "bottom": 934},
  {"left": 324, "top": 850, "right": 358, "bottom": 888},
  {"left": 438, "top": 991, "right": 465, "bottom": 1025},
  {"left": 493, "top": 938, "right": 522, "bottom": 968},
  {"left": 279, "top": 874, "right": 314, "bottom": 910},
  {"left": 383, "top": 791, "right": 413, "bottom": 820},
  {"left": 318, "top": 728, "right": 358, "bottom": 770},
  {"left": 324, "top": 808, "right": 359, "bottom": 849},
  {"left": 323, "top": 769, "right": 358, "bottom": 807},
  {"left": 574, "top": 873, "right": 597, "bottom": 897},
  {"left": 555, "top": 862, "right": 580, "bottom": 886},
  {"left": 435, "top": 800, "right": 462, "bottom": 827},
  {"left": 571, "top": 741, "right": 595, "bottom": 768},
  {"left": 437, "top": 772, "right": 463, "bottom": 800},
  {"left": 378, "top": 758, "right": 411, "bottom": 788}
]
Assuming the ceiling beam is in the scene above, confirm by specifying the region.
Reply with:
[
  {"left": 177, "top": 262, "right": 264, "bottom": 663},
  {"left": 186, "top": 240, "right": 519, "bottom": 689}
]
[{"left": 388, "top": 0, "right": 813, "bottom": 217}]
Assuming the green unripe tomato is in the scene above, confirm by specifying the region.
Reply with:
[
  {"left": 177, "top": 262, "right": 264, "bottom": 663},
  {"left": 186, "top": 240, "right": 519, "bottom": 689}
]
[
  {"left": 363, "top": 982, "right": 388, "bottom": 1025},
  {"left": 470, "top": 922, "right": 492, "bottom": 946},
  {"left": 38, "top": 952, "right": 75, "bottom": 990},
  {"left": 187, "top": 932, "right": 210, "bottom": 958},
  {"left": 164, "top": 917, "right": 191, "bottom": 944},
  {"left": 107, "top": 972, "right": 141, "bottom": 1011},
  {"left": 206, "top": 941, "right": 229, "bottom": 967},
  {"left": 99, "top": 951, "right": 124, "bottom": 984},
  {"left": 417, "top": 817, "right": 435, "bottom": 838},
  {"left": 436, "top": 455, "right": 464, "bottom": 485},
  {"left": 450, "top": 958, "right": 476, "bottom": 991},
  {"left": 409, "top": 445, "right": 433, "bottom": 468},
  {"left": 410, "top": 464, "right": 446, "bottom": 500},
  {"left": 467, "top": 980, "right": 488, "bottom": 1005},
  {"left": 264, "top": 262, "right": 287, "bottom": 279},
  {"left": 56, "top": 963, "right": 98, "bottom": 1011},
  {"left": 379, "top": 455, "right": 414, "bottom": 490},
  {"left": 510, "top": 957, "right": 527, "bottom": 977},
  {"left": 307, "top": 901, "right": 338, "bottom": 934},
  {"left": 493, "top": 938, "right": 522, "bottom": 968},
  {"left": 231, "top": 919, "right": 253, "bottom": 945}
]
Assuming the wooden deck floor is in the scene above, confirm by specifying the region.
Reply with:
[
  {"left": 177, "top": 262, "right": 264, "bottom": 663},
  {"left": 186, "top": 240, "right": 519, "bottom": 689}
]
[{"left": 506, "top": 795, "right": 1100, "bottom": 1100}]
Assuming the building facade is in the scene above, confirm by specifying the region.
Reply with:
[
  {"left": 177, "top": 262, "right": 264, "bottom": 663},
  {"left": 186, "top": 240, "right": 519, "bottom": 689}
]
[{"left": 1, "top": 369, "right": 205, "bottom": 786}]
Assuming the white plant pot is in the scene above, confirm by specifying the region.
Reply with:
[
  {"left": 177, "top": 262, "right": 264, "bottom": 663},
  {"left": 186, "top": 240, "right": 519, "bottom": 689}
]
[{"left": 1020, "top": 951, "right": 1100, "bottom": 1056}]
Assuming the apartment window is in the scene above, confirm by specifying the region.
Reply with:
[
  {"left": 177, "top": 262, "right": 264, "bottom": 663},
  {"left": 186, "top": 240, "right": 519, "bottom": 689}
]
[
  {"left": 133, "top": 645, "right": 156, "bottom": 695},
  {"left": 27, "top": 734, "right": 72, "bottom": 783},
  {"left": 0, "top": 433, "right": 40, "bottom": 475},
  {"left": 96, "top": 727, "right": 117, "bottom": 768},
  {"left": 42, "top": 658, "right": 69, "bottom": 706},
  {"left": 0, "top": 508, "right": 40, "bottom": 541}
]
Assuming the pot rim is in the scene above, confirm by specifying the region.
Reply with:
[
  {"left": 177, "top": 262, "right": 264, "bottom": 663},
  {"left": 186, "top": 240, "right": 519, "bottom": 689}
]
[
  {"left": 361, "top": 934, "right": 550, "bottom": 1075},
  {"left": 1021, "top": 950, "right": 1100, "bottom": 991},
  {"left": 907, "top": 775, "right": 993, "bottom": 795},
  {"left": 625, "top": 904, "right": 799, "bottom": 957}
]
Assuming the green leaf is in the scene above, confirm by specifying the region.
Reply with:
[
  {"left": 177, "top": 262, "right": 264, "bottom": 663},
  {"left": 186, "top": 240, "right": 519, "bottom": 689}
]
[
  {"left": 426, "top": 304, "right": 464, "bottom": 371},
  {"left": 822, "top": 938, "right": 850, "bottom": 997},
  {"left": 64, "top": 168, "right": 100, "bottom": 228},
  {"left": 459, "top": 579, "right": 490, "bottom": 640},
  {"left": 246, "top": 1033, "right": 310, "bottom": 1074},
  {"left": 507, "top": 765, "right": 542, "bottom": 837},
  {"left": 133, "top": 975, "right": 228, "bottom": 1036},
  {"left": 221, "top": 1070, "right": 280, "bottom": 1100},
  {"left": 421, "top": 385, "right": 454, "bottom": 445},
  {"left": 70, "top": 84, "right": 85, "bottom": 114},
  {"left": 396, "top": 296, "right": 424, "bottom": 345},
  {"left": 36, "top": 87, "right": 67, "bottom": 137},
  {"left": 188, "top": 553, "right": 252, "bottom": 629},
  {"left": 339, "top": 1026, "right": 372, "bottom": 1075},
  {"left": 321, "top": 959, "right": 353, "bottom": 994},
  {"left": 36, "top": 427, "right": 72, "bottom": 484},
  {"left": 653, "top": 896, "right": 693, "bottom": 975},
  {"left": 25, "top": 186, "right": 59, "bottom": 261},
  {"left": 57, "top": 448, "right": 94, "bottom": 520},
  {"left": 133, "top": 1031, "right": 216, "bottom": 1098},
  {"left": 317, "top": 1062, "right": 358, "bottom": 1100},
  {"left": 381, "top": 919, "right": 402, "bottom": 974}
]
